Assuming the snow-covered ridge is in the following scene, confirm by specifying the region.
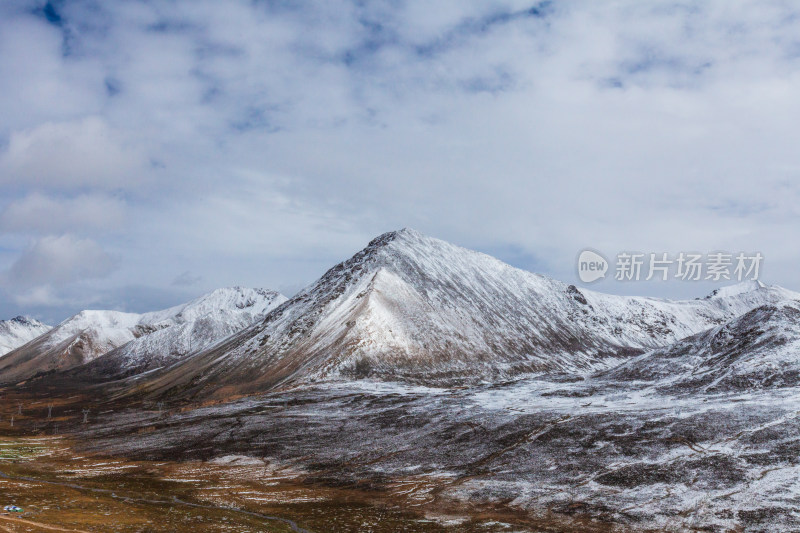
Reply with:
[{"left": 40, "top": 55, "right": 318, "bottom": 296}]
[
  {"left": 249, "top": 229, "right": 800, "bottom": 377},
  {"left": 140, "top": 287, "right": 284, "bottom": 327},
  {"left": 603, "top": 299, "right": 800, "bottom": 392},
  {"left": 45, "top": 287, "right": 286, "bottom": 359},
  {"left": 2, "top": 229, "right": 796, "bottom": 394},
  {"left": 90, "top": 287, "right": 288, "bottom": 375},
  {"left": 581, "top": 279, "right": 800, "bottom": 349},
  {"left": 705, "top": 279, "right": 767, "bottom": 299},
  {"left": 0, "top": 287, "right": 286, "bottom": 383},
  {"left": 133, "top": 229, "right": 800, "bottom": 398},
  {"left": 0, "top": 316, "right": 51, "bottom": 356},
  {"left": 38, "top": 309, "right": 143, "bottom": 355}
]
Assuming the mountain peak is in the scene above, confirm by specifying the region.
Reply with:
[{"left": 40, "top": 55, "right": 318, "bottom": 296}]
[
  {"left": 0, "top": 287, "right": 287, "bottom": 383},
  {"left": 316, "top": 227, "right": 515, "bottom": 293},
  {"left": 172, "top": 286, "right": 285, "bottom": 321},
  {"left": 706, "top": 280, "right": 768, "bottom": 299},
  {"left": 365, "top": 227, "right": 425, "bottom": 249},
  {"left": 9, "top": 315, "right": 46, "bottom": 327},
  {"left": 606, "top": 299, "right": 800, "bottom": 392},
  {"left": 394, "top": 227, "right": 424, "bottom": 239},
  {"left": 0, "top": 315, "right": 51, "bottom": 356},
  {"left": 191, "top": 286, "right": 281, "bottom": 302}
]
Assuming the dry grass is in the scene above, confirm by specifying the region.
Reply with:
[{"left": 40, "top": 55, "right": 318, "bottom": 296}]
[
  {"left": 0, "top": 392, "right": 640, "bottom": 532},
  {"left": 0, "top": 434, "right": 640, "bottom": 532}
]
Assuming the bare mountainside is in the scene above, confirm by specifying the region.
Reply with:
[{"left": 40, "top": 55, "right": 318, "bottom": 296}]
[
  {"left": 127, "top": 229, "right": 800, "bottom": 400},
  {"left": 0, "top": 287, "right": 286, "bottom": 384},
  {"left": 0, "top": 316, "right": 51, "bottom": 356}
]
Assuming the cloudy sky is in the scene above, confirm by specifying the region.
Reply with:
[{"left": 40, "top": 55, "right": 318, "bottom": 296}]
[{"left": 1, "top": 0, "right": 800, "bottom": 323}]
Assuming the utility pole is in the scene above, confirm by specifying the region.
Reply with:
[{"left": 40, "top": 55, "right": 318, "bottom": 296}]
[
  {"left": 82, "top": 408, "right": 90, "bottom": 424},
  {"left": 47, "top": 404, "right": 53, "bottom": 419}
]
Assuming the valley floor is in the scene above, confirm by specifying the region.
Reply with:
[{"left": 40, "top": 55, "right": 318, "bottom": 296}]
[
  {"left": 0, "top": 434, "right": 619, "bottom": 533},
  {"left": 2, "top": 376, "right": 799, "bottom": 531}
]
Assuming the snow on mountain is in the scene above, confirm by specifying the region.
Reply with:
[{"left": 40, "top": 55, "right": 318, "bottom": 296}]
[
  {"left": 0, "top": 316, "right": 51, "bottom": 356},
  {"left": 0, "top": 287, "right": 286, "bottom": 384},
  {"left": 705, "top": 279, "right": 768, "bottom": 298},
  {"left": 0, "top": 310, "right": 142, "bottom": 383},
  {"left": 133, "top": 229, "right": 800, "bottom": 399},
  {"left": 580, "top": 279, "right": 800, "bottom": 349},
  {"left": 603, "top": 300, "right": 800, "bottom": 392},
  {"left": 84, "top": 287, "right": 287, "bottom": 378},
  {"left": 44, "top": 310, "right": 144, "bottom": 354}
]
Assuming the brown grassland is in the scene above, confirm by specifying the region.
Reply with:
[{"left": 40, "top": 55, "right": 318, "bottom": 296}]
[{"left": 0, "top": 394, "right": 637, "bottom": 533}]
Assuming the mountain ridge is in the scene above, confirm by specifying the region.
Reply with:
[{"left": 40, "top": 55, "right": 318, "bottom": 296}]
[
  {"left": 603, "top": 299, "right": 800, "bottom": 392},
  {"left": 122, "top": 229, "right": 800, "bottom": 400},
  {"left": 0, "top": 316, "right": 51, "bottom": 356},
  {"left": 0, "top": 287, "right": 286, "bottom": 384}
]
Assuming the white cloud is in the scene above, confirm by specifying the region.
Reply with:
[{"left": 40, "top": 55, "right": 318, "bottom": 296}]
[
  {"left": 1, "top": 0, "right": 800, "bottom": 319},
  {"left": 0, "top": 117, "right": 144, "bottom": 190},
  {"left": 0, "top": 193, "right": 126, "bottom": 234},
  {"left": 0, "top": 12, "right": 106, "bottom": 129},
  {"left": 12, "top": 285, "right": 66, "bottom": 308},
  {"left": 172, "top": 270, "right": 203, "bottom": 287},
  {"left": 5, "top": 234, "right": 118, "bottom": 288}
]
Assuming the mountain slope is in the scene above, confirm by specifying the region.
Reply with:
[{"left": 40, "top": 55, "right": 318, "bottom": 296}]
[
  {"left": 0, "top": 310, "right": 142, "bottom": 383},
  {"left": 581, "top": 279, "right": 800, "bottom": 347},
  {"left": 130, "top": 229, "right": 800, "bottom": 399},
  {"left": 0, "top": 287, "right": 285, "bottom": 384},
  {"left": 0, "top": 316, "right": 51, "bottom": 356},
  {"left": 603, "top": 300, "right": 800, "bottom": 392},
  {"left": 82, "top": 287, "right": 287, "bottom": 379}
]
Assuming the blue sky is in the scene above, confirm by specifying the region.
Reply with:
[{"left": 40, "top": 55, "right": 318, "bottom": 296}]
[{"left": 1, "top": 0, "right": 800, "bottom": 323}]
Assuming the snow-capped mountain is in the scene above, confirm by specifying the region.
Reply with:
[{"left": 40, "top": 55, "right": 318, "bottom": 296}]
[
  {"left": 133, "top": 229, "right": 800, "bottom": 399},
  {"left": 83, "top": 287, "right": 288, "bottom": 378},
  {"left": 604, "top": 299, "right": 800, "bottom": 392},
  {"left": 0, "top": 310, "right": 141, "bottom": 383},
  {"left": 581, "top": 279, "right": 800, "bottom": 348},
  {"left": 0, "top": 316, "right": 51, "bottom": 356},
  {"left": 0, "top": 287, "right": 285, "bottom": 384}
]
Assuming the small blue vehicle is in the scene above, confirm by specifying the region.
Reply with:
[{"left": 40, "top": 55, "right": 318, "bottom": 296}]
[{"left": 3, "top": 505, "right": 22, "bottom": 513}]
